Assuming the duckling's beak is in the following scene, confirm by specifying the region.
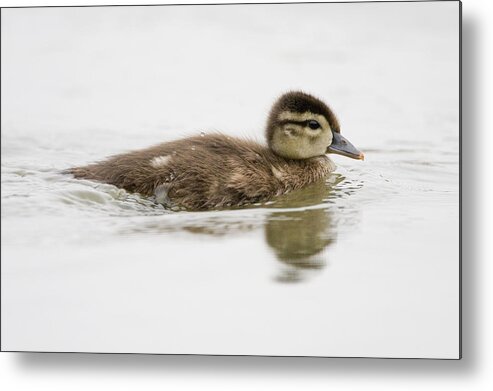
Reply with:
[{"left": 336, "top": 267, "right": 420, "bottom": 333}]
[{"left": 327, "top": 132, "right": 365, "bottom": 160}]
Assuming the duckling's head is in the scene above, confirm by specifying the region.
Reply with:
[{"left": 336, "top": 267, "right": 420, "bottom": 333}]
[{"left": 266, "top": 91, "right": 364, "bottom": 160}]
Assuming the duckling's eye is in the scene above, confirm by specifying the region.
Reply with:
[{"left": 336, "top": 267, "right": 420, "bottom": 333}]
[{"left": 308, "top": 120, "right": 320, "bottom": 130}]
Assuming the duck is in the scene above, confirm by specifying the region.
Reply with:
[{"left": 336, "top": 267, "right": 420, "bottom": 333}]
[{"left": 67, "top": 91, "right": 364, "bottom": 210}]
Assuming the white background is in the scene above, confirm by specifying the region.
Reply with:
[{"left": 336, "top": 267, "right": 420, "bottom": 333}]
[{"left": 0, "top": 0, "right": 490, "bottom": 390}]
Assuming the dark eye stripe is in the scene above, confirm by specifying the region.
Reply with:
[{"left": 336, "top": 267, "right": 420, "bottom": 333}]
[{"left": 279, "top": 119, "right": 321, "bottom": 127}]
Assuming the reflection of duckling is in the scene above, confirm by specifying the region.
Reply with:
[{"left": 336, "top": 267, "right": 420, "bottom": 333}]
[
  {"left": 263, "top": 180, "right": 337, "bottom": 283},
  {"left": 266, "top": 208, "right": 334, "bottom": 268},
  {"left": 68, "top": 91, "right": 363, "bottom": 210},
  {"left": 264, "top": 183, "right": 337, "bottom": 283}
]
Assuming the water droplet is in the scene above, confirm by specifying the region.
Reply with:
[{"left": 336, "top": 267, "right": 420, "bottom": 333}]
[{"left": 200, "top": 131, "right": 205, "bottom": 137}]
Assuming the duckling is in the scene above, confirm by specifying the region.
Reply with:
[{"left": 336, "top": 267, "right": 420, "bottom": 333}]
[{"left": 68, "top": 91, "right": 364, "bottom": 210}]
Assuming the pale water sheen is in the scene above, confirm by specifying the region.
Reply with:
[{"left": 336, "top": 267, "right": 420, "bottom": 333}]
[{"left": 1, "top": 3, "right": 459, "bottom": 357}]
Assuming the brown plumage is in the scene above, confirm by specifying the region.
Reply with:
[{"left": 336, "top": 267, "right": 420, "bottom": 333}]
[{"left": 67, "top": 91, "right": 364, "bottom": 210}]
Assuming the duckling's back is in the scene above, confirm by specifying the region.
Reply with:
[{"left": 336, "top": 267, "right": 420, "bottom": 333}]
[{"left": 68, "top": 133, "right": 334, "bottom": 210}]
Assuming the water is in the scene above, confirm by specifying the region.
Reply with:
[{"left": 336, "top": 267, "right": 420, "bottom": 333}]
[{"left": 1, "top": 3, "right": 459, "bottom": 357}]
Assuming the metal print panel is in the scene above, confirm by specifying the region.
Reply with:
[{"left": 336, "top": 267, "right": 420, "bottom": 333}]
[{"left": 0, "top": 1, "right": 461, "bottom": 358}]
